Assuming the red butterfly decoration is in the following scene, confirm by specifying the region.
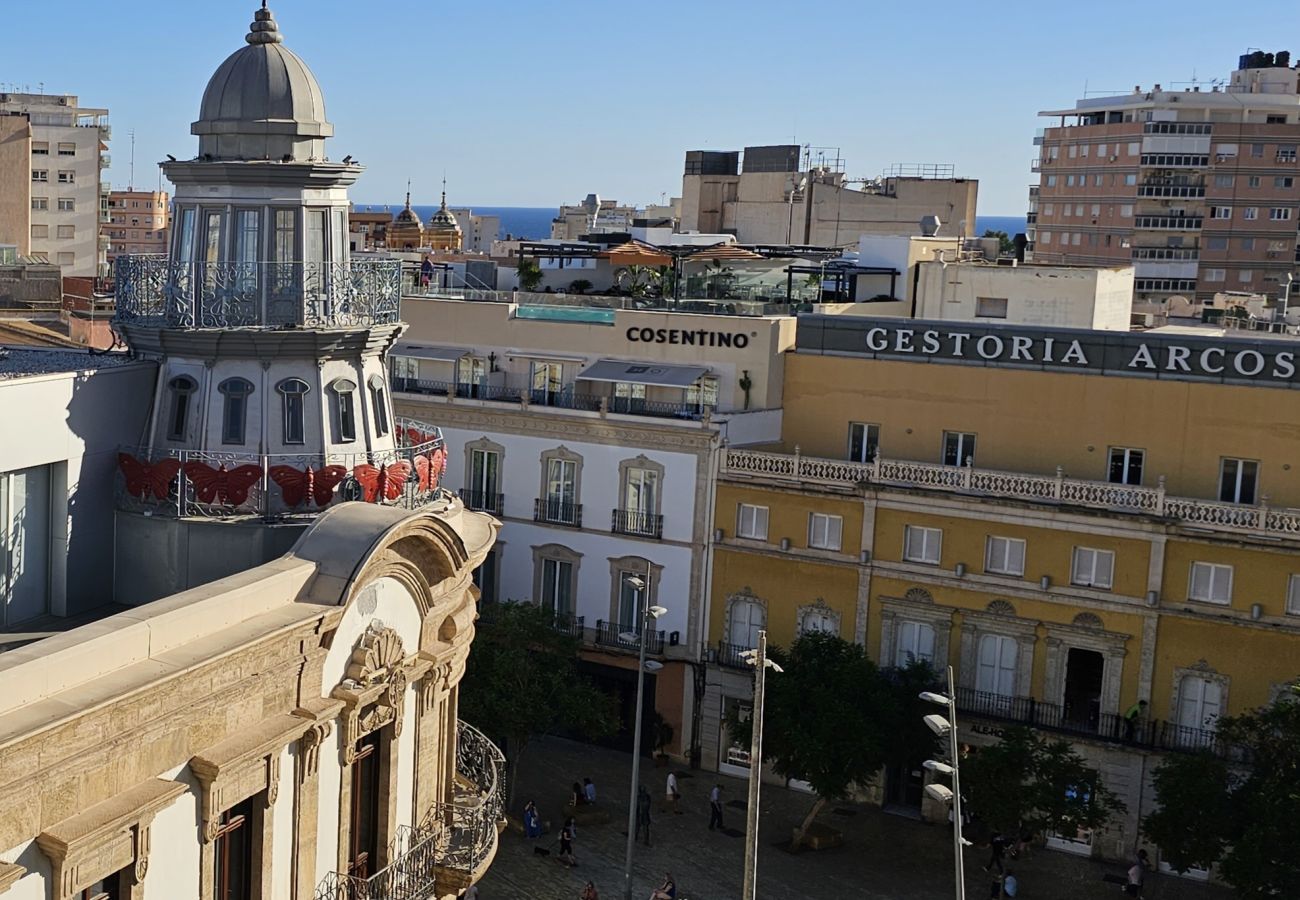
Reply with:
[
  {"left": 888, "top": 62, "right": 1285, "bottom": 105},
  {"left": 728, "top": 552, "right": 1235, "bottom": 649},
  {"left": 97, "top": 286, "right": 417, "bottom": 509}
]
[
  {"left": 412, "top": 451, "right": 446, "bottom": 492},
  {"left": 118, "top": 453, "right": 182, "bottom": 500},
  {"left": 182, "top": 461, "right": 263, "bottom": 506},
  {"left": 352, "top": 461, "right": 412, "bottom": 502},
  {"left": 269, "top": 464, "right": 348, "bottom": 508},
  {"left": 405, "top": 425, "right": 437, "bottom": 446},
  {"left": 427, "top": 447, "right": 446, "bottom": 489},
  {"left": 413, "top": 455, "right": 431, "bottom": 492}
]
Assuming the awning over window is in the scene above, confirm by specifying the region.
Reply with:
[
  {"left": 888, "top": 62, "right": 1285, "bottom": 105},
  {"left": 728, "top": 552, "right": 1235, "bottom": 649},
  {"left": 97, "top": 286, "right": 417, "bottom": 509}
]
[
  {"left": 577, "top": 359, "right": 710, "bottom": 387},
  {"left": 393, "top": 343, "right": 469, "bottom": 361}
]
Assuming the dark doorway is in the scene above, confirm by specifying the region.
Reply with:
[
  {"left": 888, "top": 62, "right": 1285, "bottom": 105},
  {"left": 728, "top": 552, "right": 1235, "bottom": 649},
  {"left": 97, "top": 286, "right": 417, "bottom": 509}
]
[
  {"left": 348, "top": 731, "right": 383, "bottom": 878},
  {"left": 1063, "top": 648, "right": 1104, "bottom": 732},
  {"left": 577, "top": 660, "right": 657, "bottom": 755},
  {"left": 884, "top": 761, "right": 925, "bottom": 818}
]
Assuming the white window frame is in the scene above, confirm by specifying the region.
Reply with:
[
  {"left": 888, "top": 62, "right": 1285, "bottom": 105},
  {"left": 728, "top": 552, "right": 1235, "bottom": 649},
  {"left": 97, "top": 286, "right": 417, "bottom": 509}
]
[
  {"left": 894, "top": 620, "right": 936, "bottom": 667},
  {"left": 848, "top": 422, "right": 880, "bottom": 463},
  {"left": 904, "top": 525, "right": 942, "bottom": 565},
  {"left": 1287, "top": 574, "right": 1300, "bottom": 616},
  {"left": 942, "top": 431, "right": 976, "bottom": 467},
  {"left": 807, "top": 513, "right": 843, "bottom": 551},
  {"left": 1071, "top": 547, "right": 1115, "bottom": 589},
  {"left": 984, "top": 536, "right": 1026, "bottom": 576},
  {"left": 1188, "top": 561, "right": 1233, "bottom": 605},
  {"left": 736, "top": 503, "right": 769, "bottom": 541}
]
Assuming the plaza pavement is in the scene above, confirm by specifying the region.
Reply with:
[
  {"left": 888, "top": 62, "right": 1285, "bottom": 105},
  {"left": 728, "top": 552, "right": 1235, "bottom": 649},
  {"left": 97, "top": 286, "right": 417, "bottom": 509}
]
[{"left": 475, "top": 736, "right": 1235, "bottom": 900}]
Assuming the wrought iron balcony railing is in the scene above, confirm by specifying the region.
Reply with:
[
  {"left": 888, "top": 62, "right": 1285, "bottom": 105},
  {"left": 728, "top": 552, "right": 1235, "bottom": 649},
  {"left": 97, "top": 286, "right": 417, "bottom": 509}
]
[
  {"left": 534, "top": 497, "right": 582, "bottom": 527},
  {"left": 551, "top": 611, "right": 585, "bottom": 638},
  {"left": 594, "top": 619, "right": 665, "bottom": 655},
  {"left": 611, "top": 508, "right": 664, "bottom": 539},
  {"left": 715, "top": 640, "right": 754, "bottom": 670},
  {"left": 113, "top": 256, "right": 402, "bottom": 329},
  {"left": 115, "top": 416, "right": 446, "bottom": 520},
  {"left": 313, "top": 721, "right": 506, "bottom": 900},
  {"left": 722, "top": 447, "right": 1300, "bottom": 540},
  {"left": 458, "top": 488, "right": 504, "bottom": 516}
]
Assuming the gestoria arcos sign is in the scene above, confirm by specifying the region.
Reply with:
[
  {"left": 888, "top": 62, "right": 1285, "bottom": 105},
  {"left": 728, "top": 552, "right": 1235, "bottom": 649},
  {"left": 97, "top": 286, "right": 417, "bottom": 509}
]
[{"left": 795, "top": 316, "right": 1300, "bottom": 386}]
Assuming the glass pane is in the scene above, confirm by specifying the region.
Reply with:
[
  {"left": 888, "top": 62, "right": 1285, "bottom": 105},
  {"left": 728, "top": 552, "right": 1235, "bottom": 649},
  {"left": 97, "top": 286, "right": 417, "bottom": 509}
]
[
  {"left": 203, "top": 211, "right": 223, "bottom": 265},
  {"left": 176, "top": 207, "right": 196, "bottom": 265},
  {"left": 305, "top": 210, "right": 326, "bottom": 265},
  {"left": 274, "top": 209, "right": 297, "bottom": 262}
]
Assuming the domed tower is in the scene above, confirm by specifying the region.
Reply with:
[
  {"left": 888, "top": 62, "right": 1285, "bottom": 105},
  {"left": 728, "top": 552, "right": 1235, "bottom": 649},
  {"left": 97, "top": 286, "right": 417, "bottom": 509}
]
[
  {"left": 427, "top": 180, "right": 462, "bottom": 252},
  {"left": 387, "top": 187, "right": 425, "bottom": 250},
  {"left": 112, "top": 4, "right": 449, "bottom": 602}
]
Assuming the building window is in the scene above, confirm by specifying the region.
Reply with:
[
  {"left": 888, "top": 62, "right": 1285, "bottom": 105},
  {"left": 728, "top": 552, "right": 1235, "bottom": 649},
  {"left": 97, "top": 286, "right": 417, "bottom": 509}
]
[
  {"left": 30, "top": 224, "right": 48, "bottom": 239},
  {"left": 1178, "top": 675, "right": 1222, "bottom": 734},
  {"left": 1124, "top": 173, "right": 1137, "bottom": 186},
  {"left": 848, "top": 422, "right": 880, "bottom": 462},
  {"left": 213, "top": 797, "right": 255, "bottom": 900},
  {"left": 1248, "top": 175, "right": 1261, "bottom": 188},
  {"left": 726, "top": 593, "right": 765, "bottom": 649},
  {"left": 620, "top": 459, "right": 662, "bottom": 536},
  {"left": 57, "top": 197, "right": 75, "bottom": 212},
  {"left": 32, "top": 169, "right": 48, "bottom": 182},
  {"left": 331, "top": 378, "right": 357, "bottom": 442},
  {"left": 1108, "top": 447, "right": 1144, "bottom": 485},
  {"left": 456, "top": 355, "right": 487, "bottom": 398},
  {"left": 1044, "top": 175, "right": 1057, "bottom": 187},
  {"left": 686, "top": 376, "right": 719, "bottom": 412},
  {"left": 57, "top": 224, "right": 74, "bottom": 239},
  {"left": 1209, "top": 206, "right": 1232, "bottom": 220},
  {"left": 1276, "top": 176, "right": 1295, "bottom": 189},
  {"left": 541, "top": 558, "right": 575, "bottom": 617},
  {"left": 1219, "top": 458, "right": 1257, "bottom": 504},
  {"left": 1270, "top": 208, "right": 1292, "bottom": 221},
  {"left": 466, "top": 444, "right": 501, "bottom": 513},
  {"left": 368, "top": 375, "right": 389, "bottom": 437},
  {"left": 798, "top": 602, "right": 840, "bottom": 637},
  {"left": 736, "top": 503, "right": 769, "bottom": 540},
  {"left": 808, "top": 513, "right": 843, "bottom": 551},
  {"left": 942, "top": 431, "right": 976, "bottom": 466},
  {"left": 529, "top": 361, "right": 564, "bottom": 406},
  {"left": 1279, "top": 145, "right": 1298, "bottom": 162},
  {"left": 895, "top": 621, "right": 936, "bottom": 667},
  {"left": 1242, "top": 207, "right": 1258, "bottom": 221},
  {"left": 218, "top": 378, "right": 254, "bottom": 444},
  {"left": 1203, "top": 268, "right": 1225, "bottom": 282},
  {"left": 1286, "top": 575, "right": 1300, "bottom": 616},
  {"left": 31, "top": 197, "right": 48, "bottom": 211},
  {"left": 57, "top": 170, "right": 74, "bottom": 184},
  {"left": 976, "top": 634, "right": 1019, "bottom": 697},
  {"left": 1214, "top": 174, "right": 1235, "bottom": 188},
  {"left": 904, "top": 525, "right": 942, "bottom": 565},
  {"left": 538, "top": 449, "right": 581, "bottom": 525},
  {"left": 167, "top": 375, "right": 197, "bottom": 441},
  {"left": 984, "top": 536, "right": 1026, "bottom": 576},
  {"left": 975, "top": 297, "right": 1008, "bottom": 318},
  {"left": 1071, "top": 548, "right": 1115, "bottom": 589},
  {"left": 348, "top": 731, "right": 382, "bottom": 879},
  {"left": 57, "top": 142, "right": 75, "bottom": 156},
  {"left": 277, "top": 378, "right": 309, "bottom": 445},
  {"left": 31, "top": 141, "right": 48, "bottom": 155},
  {"left": 1189, "top": 562, "right": 1233, "bottom": 605},
  {"left": 57, "top": 251, "right": 74, "bottom": 266},
  {"left": 1120, "top": 204, "right": 1133, "bottom": 217}
]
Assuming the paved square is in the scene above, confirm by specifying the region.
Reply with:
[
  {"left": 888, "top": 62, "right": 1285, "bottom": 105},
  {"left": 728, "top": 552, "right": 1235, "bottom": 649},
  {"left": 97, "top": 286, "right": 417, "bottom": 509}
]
[{"left": 476, "top": 737, "right": 1234, "bottom": 899}]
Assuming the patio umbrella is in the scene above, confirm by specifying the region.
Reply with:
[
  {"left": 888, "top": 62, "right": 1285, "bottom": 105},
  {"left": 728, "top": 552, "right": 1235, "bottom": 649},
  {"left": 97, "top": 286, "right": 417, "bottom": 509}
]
[{"left": 601, "top": 240, "right": 673, "bottom": 268}]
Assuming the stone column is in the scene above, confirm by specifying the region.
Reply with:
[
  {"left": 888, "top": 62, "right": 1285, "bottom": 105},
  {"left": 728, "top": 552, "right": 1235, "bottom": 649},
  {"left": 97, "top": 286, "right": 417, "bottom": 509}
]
[{"left": 292, "top": 719, "right": 334, "bottom": 900}]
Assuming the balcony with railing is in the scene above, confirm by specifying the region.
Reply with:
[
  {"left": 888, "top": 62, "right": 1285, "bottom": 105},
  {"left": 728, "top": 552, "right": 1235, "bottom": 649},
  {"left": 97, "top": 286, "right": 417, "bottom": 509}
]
[
  {"left": 715, "top": 640, "right": 755, "bottom": 670},
  {"left": 594, "top": 620, "right": 666, "bottom": 655},
  {"left": 611, "top": 508, "right": 664, "bottom": 539},
  {"left": 551, "top": 611, "right": 585, "bottom": 638},
  {"left": 390, "top": 375, "right": 712, "bottom": 423},
  {"left": 113, "top": 255, "right": 402, "bottom": 329},
  {"left": 721, "top": 447, "right": 1300, "bottom": 540},
  {"left": 313, "top": 720, "right": 506, "bottom": 900},
  {"left": 1136, "top": 183, "right": 1205, "bottom": 199},
  {"left": 1134, "top": 215, "right": 1203, "bottom": 230},
  {"left": 459, "top": 488, "right": 504, "bottom": 516},
  {"left": 116, "top": 416, "right": 446, "bottom": 520},
  {"left": 534, "top": 497, "right": 582, "bottom": 527}
]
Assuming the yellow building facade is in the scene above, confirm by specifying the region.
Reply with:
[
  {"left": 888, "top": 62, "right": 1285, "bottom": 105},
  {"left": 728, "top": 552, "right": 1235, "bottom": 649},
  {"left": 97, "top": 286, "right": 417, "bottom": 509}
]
[{"left": 703, "top": 315, "right": 1300, "bottom": 869}]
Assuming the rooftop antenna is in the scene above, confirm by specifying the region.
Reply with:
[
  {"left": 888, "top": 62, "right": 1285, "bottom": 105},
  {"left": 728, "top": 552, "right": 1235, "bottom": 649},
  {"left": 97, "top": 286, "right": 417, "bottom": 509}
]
[{"left": 128, "top": 129, "right": 136, "bottom": 191}]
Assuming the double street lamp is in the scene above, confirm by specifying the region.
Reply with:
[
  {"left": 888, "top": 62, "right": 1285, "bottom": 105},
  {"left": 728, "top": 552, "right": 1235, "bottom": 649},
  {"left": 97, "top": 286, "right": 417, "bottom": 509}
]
[
  {"left": 621, "top": 570, "right": 666, "bottom": 900},
  {"left": 739, "top": 630, "right": 782, "bottom": 900},
  {"left": 921, "top": 665, "right": 968, "bottom": 900}
]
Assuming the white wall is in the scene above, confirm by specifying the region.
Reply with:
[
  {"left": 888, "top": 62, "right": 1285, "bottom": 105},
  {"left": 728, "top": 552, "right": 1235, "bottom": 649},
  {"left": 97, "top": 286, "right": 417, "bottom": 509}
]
[
  {"left": 144, "top": 767, "right": 202, "bottom": 900},
  {"left": 322, "top": 576, "right": 424, "bottom": 694},
  {"left": 270, "top": 744, "right": 296, "bottom": 900},
  {"left": 1, "top": 839, "right": 49, "bottom": 900},
  {"left": 315, "top": 727, "right": 342, "bottom": 887}
]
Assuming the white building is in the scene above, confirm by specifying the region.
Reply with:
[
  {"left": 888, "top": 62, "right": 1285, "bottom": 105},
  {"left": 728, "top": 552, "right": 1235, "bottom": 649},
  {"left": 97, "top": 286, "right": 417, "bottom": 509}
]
[
  {"left": 0, "top": 92, "right": 111, "bottom": 276},
  {"left": 392, "top": 294, "right": 794, "bottom": 761},
  {"left": 448, "top": 208, "right": 501, "bottom": 253}
]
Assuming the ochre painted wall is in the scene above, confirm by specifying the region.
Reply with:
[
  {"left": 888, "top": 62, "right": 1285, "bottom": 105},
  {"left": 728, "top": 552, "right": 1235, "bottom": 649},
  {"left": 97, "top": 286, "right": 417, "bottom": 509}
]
[{"left": 709, "top": 547, "right": 857, "bottom": 649}]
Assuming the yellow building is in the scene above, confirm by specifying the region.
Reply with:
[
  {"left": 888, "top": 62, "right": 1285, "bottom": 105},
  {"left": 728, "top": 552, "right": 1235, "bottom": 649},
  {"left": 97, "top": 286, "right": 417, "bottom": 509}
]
[
  {"left": 705, "top": 315, "right": 1300, "bottom": 871},
  {"left": 425, "top": 186, "right": 462, "bottom": 252},
  {"left": 387, "top": 191, "right": 425, "bottom": 250}
]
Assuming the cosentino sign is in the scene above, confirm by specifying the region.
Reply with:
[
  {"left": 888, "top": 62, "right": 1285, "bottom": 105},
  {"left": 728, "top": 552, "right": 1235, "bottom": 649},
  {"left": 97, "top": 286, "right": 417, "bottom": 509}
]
[
  {"left": 795, "top": 316, "right": 1300, "bottom": 386},
  {"left": 626, "top": 326, "right": 751, "bottom": 348}
]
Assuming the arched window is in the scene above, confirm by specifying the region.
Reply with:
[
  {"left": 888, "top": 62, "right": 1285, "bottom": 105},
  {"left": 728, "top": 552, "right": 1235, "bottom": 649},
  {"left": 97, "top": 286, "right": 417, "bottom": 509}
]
[
  {"left": 218, "top": 377, "right": 254, "bottom": 444},
  {"left": 726, "top": 594, "right": 765, "bottom": 650},
  {"left": 330, "top": 378, "right": 357, "bottom": 442},
  {"left": 277, "top": 378, "right": 310, "bottom": 445},
  {"left": 976, "top": 634, "right": 1018, "bottom": 697},
  {"left": 166, "top": 375, "right": 197, "bottom": 441},
  {"left": 368, "top": 374, "right": 389, "bottom": 437},
  {"left": 895, "top": 621, "right": 935, "bottom": 667}
]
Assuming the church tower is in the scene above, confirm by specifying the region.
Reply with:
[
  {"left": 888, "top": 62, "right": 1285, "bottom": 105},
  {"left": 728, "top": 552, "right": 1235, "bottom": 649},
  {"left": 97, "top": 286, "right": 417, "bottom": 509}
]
[{"left": 112, "top": 5, "right": 448, "bottom": 602}]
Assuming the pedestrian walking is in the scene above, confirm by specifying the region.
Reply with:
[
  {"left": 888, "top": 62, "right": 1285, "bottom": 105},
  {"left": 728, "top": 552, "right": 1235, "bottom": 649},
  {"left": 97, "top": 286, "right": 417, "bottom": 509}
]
[
  {"left": 1126, "top": 849, "right": 1151, "bottom": 897},
  {"left": 558, "top": 816, "right": 578, "bottom": 867},
  {"left": 580, "top": 881, "right": 599, "bottom": 900},
  {"left": 708, "top": 783, "right": 724, "bottom": 831},
  {"left": 635, "top": 785, "right": 653, "bottom": 847},
  {"left": 665, "top": 771, "right": 680, "bottom": 814},
  {"left": 583, "top": 777, "right": 597, "bottom": 804},
  {"left": 570, "top": 781, "right": 585, "bottom": 807},
  {"left": 523, "top": 801, "right": 541, "bottom": 840},
  {"left": 984, "top": 830, "right": 1009, "bottom": 874}
]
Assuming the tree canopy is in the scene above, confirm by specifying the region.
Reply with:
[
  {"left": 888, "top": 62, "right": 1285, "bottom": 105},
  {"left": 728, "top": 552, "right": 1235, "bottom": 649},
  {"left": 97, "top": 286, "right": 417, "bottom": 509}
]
[
  {"left": 963, "top": 725, "right": 1123, "bottom": 839},
  {"left": 982, "top": 229, "right": 1015, "bottom": 255},
  {"left": 458, "top": 601, "right": 617, "bottom": 805},
  {"left": 1143, "top": 688, "right": 1300, "bottom": 897}
]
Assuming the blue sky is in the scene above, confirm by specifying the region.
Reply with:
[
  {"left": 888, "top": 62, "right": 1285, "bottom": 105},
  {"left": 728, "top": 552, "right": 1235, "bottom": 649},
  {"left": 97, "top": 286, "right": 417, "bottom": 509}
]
[{"left": 3, "top": 1, "right": 1298, "bottom": 214}]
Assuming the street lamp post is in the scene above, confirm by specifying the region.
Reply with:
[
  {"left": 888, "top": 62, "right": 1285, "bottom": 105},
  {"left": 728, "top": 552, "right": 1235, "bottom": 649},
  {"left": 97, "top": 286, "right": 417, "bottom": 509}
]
[
  {"left": 621, "top": 568, "right": 665, "bottom": 900},
  {"left": 739, "top": 630, "right": 783, "bottom": 900},
  {"left": 921, "top": 666, "right": 967, "bottom": 900}
]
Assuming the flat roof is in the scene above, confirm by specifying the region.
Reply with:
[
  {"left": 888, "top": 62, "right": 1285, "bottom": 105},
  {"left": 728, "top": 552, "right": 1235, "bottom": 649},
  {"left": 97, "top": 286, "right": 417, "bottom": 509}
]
[{"left": 0, "top": 347, "right": 139, "bottom": 380}]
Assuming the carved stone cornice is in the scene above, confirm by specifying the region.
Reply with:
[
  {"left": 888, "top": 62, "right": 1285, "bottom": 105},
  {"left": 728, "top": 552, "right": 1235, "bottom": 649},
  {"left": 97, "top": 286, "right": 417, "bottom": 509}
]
[
  {"left": 35, "top": 778, "right": 185, "bottom": 899},
  {"left": 190, "top": 714, "right": 311, "bottom": 842},
  {"left": 332, "top": 622, "right": 419, "bottom": 763},
  {"left": 292, "top": 698, "right": 345, "bottom": 782}
]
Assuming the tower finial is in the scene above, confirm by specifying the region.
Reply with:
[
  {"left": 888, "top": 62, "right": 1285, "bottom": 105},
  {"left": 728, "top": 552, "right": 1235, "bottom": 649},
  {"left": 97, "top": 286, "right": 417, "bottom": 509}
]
[
  {"left": 440, "top": 175, "right": 447, "bottom": 210},
  {"left": 404, "top": 179, "right": 411, "bottom": 209},
  {"left": 247, "top": 3, "right": 283, "bottom": 44}
]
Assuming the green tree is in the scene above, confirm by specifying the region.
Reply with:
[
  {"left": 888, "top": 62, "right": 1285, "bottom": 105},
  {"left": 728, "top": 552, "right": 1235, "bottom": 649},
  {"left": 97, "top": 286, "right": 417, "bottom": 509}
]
[
  {"left": 1143, "top": 687, "right": 1300, "bottom": 897},
  {"left": 516, "top": 258, "right": 543, "bottom": 292},
  {"left": 983, "top": 229, "right": 1015, "bottom": 256},
  {"left": 878, "top": 660, "right": 943, "bottom": 777},
  {"left": 963, "top": 726, "right": 1124, "bottom": 840},
  {"left": 729, "top": 633, "right": 893, "bottom": 847},
  {"left": 615, "top": 265, "right": 661, "bottom": 298},
  {"left": 459, "top": 602, "right": 617, "bottom": 807}
]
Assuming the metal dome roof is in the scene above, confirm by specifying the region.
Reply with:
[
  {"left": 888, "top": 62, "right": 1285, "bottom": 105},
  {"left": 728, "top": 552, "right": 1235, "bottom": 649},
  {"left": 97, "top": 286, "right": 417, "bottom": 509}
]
[{"left": 191, "top": 4, "right": 333, "bottom": 161}]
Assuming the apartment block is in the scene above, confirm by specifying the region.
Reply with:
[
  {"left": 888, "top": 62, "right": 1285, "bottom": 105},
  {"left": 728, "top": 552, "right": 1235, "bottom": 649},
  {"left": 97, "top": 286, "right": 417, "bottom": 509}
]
[
  {"left": 0, "top": 92, "right": 110, "bottom": 276},
  {"left": 0, "top": 114, "right": 32, "bottom": 255},
  {"left": 1029, "top": 51, "right": 1300, "bottom": 312},
  {"left": 103, "top": 188, "right": 169, "bottom": 267}
]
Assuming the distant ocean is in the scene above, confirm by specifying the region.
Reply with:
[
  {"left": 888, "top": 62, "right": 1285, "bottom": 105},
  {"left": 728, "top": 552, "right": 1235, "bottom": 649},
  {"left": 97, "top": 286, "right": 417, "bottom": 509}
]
[{"left": 352, "top": 204, "right": 1027, "bottom": 243}]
